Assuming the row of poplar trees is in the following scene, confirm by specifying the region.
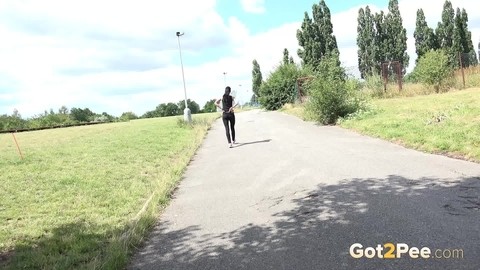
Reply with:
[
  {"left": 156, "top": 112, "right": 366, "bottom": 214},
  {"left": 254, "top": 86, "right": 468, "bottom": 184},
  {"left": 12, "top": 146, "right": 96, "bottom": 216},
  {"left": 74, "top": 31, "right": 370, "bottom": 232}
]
[
  {"left": 357, "top": 0, "right": 477, "bottom": 79},
  {"left": 252, "top": 0, "right": 478, "bottom": 96},
  {"left": 414, "top": 1, "right": 477, "bottom": 68}
]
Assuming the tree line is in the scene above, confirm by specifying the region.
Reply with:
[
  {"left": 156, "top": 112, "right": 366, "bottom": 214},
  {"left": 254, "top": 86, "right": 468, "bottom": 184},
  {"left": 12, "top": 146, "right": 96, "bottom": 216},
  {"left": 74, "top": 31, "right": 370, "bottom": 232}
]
[
  {"left": 356, "top": 0, "right": 477, "bottom": 79},
  {"left": 251, "top": 0, "right": 478, "bottom": 123},
  {"left": 0, "top": 99, "right": 219, "bottom": 132}
]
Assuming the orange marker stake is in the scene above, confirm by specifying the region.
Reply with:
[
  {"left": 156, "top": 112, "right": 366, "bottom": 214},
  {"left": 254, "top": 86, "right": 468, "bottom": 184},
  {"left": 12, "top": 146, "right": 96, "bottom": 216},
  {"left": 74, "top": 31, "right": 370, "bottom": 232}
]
[{"left": 11, "top": 132, "right": 24, "bottom": 159}]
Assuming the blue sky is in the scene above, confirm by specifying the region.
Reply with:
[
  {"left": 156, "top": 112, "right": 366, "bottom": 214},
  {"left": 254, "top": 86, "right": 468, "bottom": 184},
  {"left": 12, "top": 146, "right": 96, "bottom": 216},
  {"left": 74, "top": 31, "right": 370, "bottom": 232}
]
[
  {"left": 191, "top": 0, "right": 387, "bottom": 66},
  {"left": 218, "top": 0, "right": 386, "bottom": 32},
  {"left": 0, "top": 0, "right": 478, "bottom": 118}
]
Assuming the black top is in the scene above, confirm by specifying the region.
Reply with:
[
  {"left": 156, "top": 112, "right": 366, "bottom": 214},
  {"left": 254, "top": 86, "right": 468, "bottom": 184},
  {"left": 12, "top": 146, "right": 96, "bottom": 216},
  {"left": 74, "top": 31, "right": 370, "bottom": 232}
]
[{"left": 222, "top": 95, "right": 233, "bottom": 113}]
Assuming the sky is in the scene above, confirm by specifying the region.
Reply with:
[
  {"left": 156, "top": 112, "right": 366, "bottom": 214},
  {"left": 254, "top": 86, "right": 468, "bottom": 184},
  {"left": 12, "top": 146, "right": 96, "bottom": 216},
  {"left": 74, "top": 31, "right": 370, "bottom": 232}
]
[{"left": 0, "top": 0, "right": 479, "bottom": 118}]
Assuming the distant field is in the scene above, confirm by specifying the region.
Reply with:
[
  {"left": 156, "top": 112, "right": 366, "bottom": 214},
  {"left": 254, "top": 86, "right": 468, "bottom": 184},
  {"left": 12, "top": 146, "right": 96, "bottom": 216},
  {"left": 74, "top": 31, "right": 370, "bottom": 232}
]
[
  {"left": 0, "top": 114, "right": 218, "bottom": 269},
  {"left": 282, "top": 88, "right": 480, "bottom": 163}
]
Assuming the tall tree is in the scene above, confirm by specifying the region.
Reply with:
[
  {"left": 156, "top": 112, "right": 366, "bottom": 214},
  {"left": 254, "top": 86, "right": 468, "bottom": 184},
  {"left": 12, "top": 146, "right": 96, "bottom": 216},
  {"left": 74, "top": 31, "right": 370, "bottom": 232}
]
[
  {"left": 203, "top": 99, "right": 217, "bottom": 113},
  {"left": 315, "top": 0, "right": 338, "bottom": 55},
  {"left": 458, "top": 8, "right": 478, "bottom": 66},
  {"left": 373, "top": 11, "right": 387, "bottom": 74},
  {"left": 289, "top": 56, "right": 295, "bottom": 64},
  {"left": 58, "top": 106, "right": 69, "bottom": 115},
  {"left": 384, "top": 0, "right": 409, "bottom": 73},
  {"left": 252, "top": 59, "right": 263, "bottom": 98},
  {"left": 357, "top": 7, "right": 366, "bottom": 77},
  {"left": 478, "top": 40, "right": 480, "bottom": 62},
  {"left": 357, "top": 6, "right": 376, "bottom": 78},
  {"left": 436, "top": 0, "right": 456, "bottom": 65},
  {"left": 452, "top": 7, "right": 464, "bottom": 65},
  {"left": 178, "top": 99, "right": 200, "bottom": 114},
  {"left": 282, "top": 49, "right": 295, "bottom": 65},
  {"left": 414, "top": 9, "right": 438, "bottom": 62},
  {"left": 297, "top": 0, "right": 338, "bottom": 69},
  {"left": 297, "top": 12, "right": 318, "bottom": 67},
  {"left": 153, "top": 102, "right": 179, "bottom": 117},
  {"left": 283, "top": 48, "right": 290, "bottom": 65},
  {"left": 70, "top": 107, "right": 95, "bottom": 122}
]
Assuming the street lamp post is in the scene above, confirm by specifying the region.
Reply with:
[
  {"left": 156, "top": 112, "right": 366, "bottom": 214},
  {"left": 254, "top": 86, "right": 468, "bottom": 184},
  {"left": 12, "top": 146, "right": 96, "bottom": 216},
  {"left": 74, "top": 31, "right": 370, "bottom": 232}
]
[
  {"left": 238, "top": 84, "right": 242, "bottom": 108},
  {"left": 176, "top": 31, "right": 191, "bottom": 123}
]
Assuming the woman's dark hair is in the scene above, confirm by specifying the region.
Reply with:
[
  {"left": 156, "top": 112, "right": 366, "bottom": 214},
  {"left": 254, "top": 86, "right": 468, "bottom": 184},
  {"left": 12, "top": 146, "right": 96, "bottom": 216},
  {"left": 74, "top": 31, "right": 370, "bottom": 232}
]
[{"left": 223, "top": 86, "right": 231, "bottom": 99}]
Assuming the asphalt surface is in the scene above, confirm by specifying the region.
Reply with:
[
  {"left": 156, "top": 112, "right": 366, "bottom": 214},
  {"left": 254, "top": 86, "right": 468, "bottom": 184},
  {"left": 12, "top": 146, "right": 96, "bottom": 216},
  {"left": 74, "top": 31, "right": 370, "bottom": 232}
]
[{"left": 129, "top": 110, "right": 480, "bottom": 270}]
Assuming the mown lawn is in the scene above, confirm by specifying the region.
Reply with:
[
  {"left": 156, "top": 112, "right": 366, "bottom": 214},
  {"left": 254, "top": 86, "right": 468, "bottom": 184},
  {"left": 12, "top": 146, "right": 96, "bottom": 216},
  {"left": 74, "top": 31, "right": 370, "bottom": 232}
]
[
  {"left": 0, "top": 114, "right": 218, "bottom": 269},
  {"left": 281, "top": 88, "right": 480, "bottom": 162},
  {"left": 340, "top": 88, "right": 480, "bottom": 162}
]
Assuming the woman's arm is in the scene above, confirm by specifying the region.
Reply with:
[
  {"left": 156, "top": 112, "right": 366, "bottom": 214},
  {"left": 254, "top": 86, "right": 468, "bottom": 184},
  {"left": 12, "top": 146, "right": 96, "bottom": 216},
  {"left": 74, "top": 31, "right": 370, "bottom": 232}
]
[
  {"left": 215, "top": 98, "right": 222, "bottom": 110},
  {"left": 228, "top": 97, "right": 238, "bottom": 112}
]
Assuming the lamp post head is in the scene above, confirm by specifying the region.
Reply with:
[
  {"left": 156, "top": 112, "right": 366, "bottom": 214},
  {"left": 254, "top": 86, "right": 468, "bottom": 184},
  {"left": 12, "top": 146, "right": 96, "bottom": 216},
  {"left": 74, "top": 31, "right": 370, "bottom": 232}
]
[{"left": 176, "top": 32, "right": 184, "bottom": 37}]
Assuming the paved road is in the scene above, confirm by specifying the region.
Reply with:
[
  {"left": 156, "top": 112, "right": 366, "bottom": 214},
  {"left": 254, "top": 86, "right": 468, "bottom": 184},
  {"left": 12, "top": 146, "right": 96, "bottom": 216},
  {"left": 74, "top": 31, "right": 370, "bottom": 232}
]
[{"left": 129, "top": 110, "right": 480, "bottom": 270}]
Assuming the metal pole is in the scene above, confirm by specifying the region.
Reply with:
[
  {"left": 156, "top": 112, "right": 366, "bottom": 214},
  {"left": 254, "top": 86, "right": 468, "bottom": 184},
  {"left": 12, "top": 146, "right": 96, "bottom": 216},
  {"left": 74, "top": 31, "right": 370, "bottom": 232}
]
[
  {"left": 398, "top": 62, "right": 402, "bottom": 91},
  {"left": 459, "top": 52, "right": 465, "bottom": 89},
  {"left": 238, "top": 84, "right": 242, "bottom": 107},
  {"left": 176, "top": 32, "right": 191, "bottom": 123},
  {"left": 177, "top": 35, "right": 188, "bottom": 109}
]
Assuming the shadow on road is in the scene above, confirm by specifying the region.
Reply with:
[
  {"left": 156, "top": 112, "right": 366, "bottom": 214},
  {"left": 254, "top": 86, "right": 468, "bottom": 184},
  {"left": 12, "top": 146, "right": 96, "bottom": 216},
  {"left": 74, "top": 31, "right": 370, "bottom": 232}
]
[
  {"left": 234, "top": 139, "right": 271, "bottom": 148},
  {"left": 130, "top": 175, "right": 480, "bottom": 270}
]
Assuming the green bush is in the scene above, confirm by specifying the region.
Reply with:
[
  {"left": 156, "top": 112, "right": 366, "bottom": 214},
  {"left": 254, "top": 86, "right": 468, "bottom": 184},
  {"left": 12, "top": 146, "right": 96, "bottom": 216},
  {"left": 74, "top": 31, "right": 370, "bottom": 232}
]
[
  {"left": 259, "top": 63, "right": 311, "bottom": 110},
  {"left": 0, "top": 114, "right": 28, "bottom": 131},
  {"left": 404, "top": 71, "right": 418, "bottom": 83},
  {"left": 28, "top": 113, "right": 75, "bottom": 128},
  {"left": 414, "top": 49, "right": 454, "bottom": 92},
  {"left": 119, "top": 111, "right": 138, "bottom": 122},
  {"left": 346, "top": 77, "right": 362, "bottom": 92},
  {"left": 362, "top": 73, "right": 384, "bottom": 97},
  {"left": 305, "top": 54, "right": 368, "bottom": 124}
]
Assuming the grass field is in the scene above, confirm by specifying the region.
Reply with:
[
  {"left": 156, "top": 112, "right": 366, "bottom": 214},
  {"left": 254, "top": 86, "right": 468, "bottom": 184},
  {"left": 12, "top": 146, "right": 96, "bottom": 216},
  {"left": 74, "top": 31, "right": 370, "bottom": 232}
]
[
  {"left": 360, "top": 65, "right": 480, "bottom": 99},
  {"left": 0, "top": 114, "right": 218, "bottom": 269},
  {"left": 279, "top": 104, "right": 309, "bottom": 121},
  {"left": 282, "top": 88, "right": 480, "bottom": 162},
  {"left": 339, "top": 88, "right": 480, "bottom": 162}
]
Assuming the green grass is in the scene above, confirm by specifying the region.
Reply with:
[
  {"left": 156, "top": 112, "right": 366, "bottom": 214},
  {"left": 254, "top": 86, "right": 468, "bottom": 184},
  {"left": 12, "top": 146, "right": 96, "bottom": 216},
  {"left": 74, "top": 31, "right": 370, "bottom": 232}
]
[
  {"left": 362, "top": 81, "right": 440, "bottom": 98},
  {"left": 361, "top": 66, "right": 480, "bottom": 99},
  {"left": 455, "top": 65, "right": 480, "bottom": 89},
  {"left": 279, "top": 103, "right": 311, "bottom": 121},
  {"left": 281, "top": 88, "right": 480, "bottom": 162},
  {"left": 0, "top": 114, "right": 218, "bottom": 269},
  {"left": 340, "top": 88, "right": 480, "bottom": 162}
]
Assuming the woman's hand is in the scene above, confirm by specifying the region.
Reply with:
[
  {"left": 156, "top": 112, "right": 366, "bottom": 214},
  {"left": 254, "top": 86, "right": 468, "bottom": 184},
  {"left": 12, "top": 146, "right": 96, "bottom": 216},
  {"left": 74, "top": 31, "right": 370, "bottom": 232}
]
[{"left": 228, "top": 108, "right": 234, "bottom": 113}]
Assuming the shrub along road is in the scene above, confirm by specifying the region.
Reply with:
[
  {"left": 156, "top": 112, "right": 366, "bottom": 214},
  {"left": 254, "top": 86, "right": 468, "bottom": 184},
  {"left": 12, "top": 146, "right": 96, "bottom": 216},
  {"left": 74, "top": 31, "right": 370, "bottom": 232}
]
[{"left": 129, "top": 109, "right": 480, "bottom": 270}]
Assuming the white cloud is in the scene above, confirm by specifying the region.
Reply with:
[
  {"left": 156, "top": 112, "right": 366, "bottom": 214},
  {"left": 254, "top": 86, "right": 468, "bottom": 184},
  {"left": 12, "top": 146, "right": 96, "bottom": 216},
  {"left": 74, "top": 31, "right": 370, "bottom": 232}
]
[
  {"left": 0, "top": 0, "right": 233, "bottom": 117},
  {"left": 240, "top": 0, "right": 265, "bottom": 14},
  {"left": 0, "top": 0, "right": 479, "bottom": 118}
]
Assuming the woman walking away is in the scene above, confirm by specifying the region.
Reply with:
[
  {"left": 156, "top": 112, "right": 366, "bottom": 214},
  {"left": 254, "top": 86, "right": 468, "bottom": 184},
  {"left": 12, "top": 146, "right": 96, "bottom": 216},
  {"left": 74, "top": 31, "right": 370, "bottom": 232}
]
[{"left": 216, "top": 86, "right": 238, "bottom": 148}]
